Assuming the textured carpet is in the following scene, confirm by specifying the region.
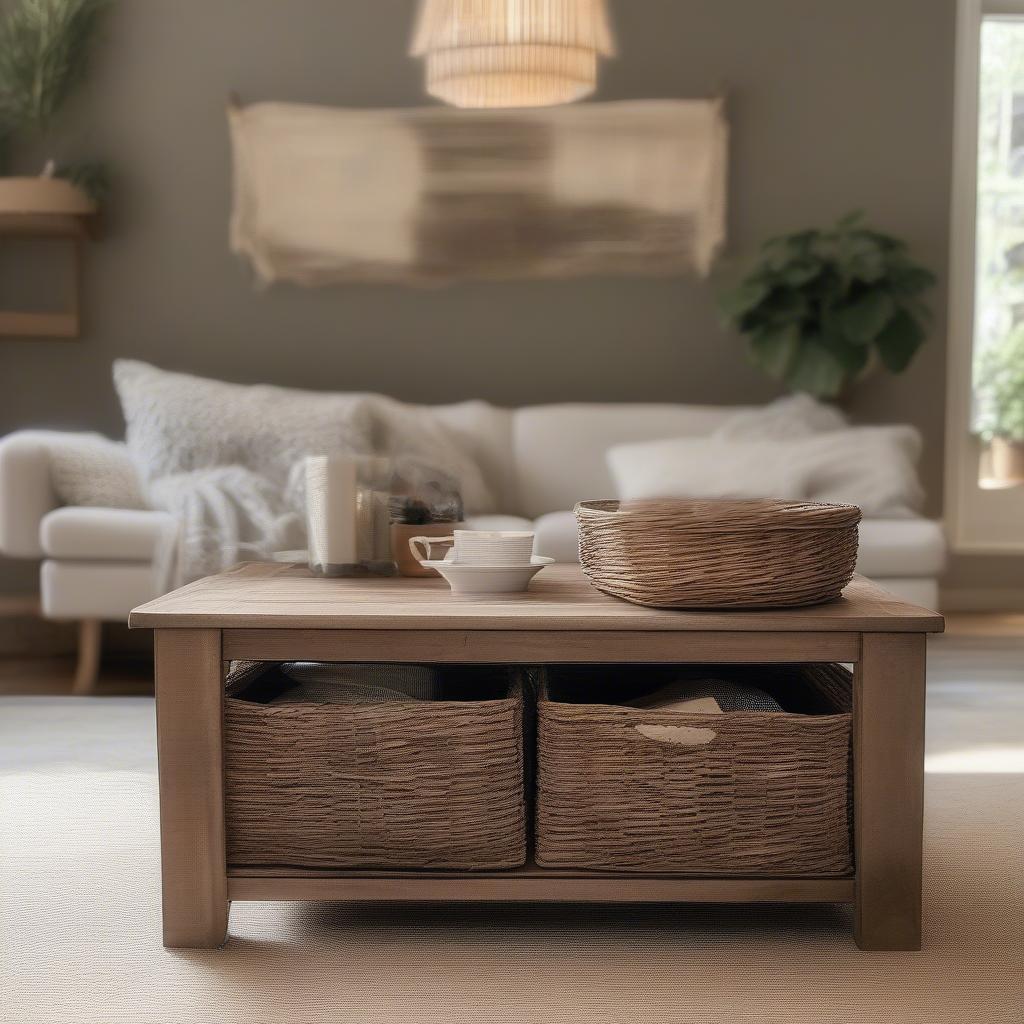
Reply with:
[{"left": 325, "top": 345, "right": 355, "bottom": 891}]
[{"left": 1, "top": 636, "right": 1021, "bottom": 1023}]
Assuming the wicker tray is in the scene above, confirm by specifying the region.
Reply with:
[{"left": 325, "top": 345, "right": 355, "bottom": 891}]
[
  {"left": 536, "top": 663, "right": 854, "bottom": 875},
  {"left": 576, "top": 498, "right": 861, "bottom": 609},
  {"left": 223, "top": 664, "right": 528, "bottom": 871}
]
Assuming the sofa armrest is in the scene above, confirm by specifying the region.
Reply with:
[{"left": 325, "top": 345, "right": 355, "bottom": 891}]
[{"left": 0, "top": 431, "right": 69, "bottom": 558}]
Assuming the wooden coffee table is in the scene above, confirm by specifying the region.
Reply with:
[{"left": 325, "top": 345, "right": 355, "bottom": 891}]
[{"left": 130, "top": 562, "right": 944, "bottom": 951}]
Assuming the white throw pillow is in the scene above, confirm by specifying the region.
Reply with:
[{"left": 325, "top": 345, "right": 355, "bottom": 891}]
[
  {"left": 48, "top": 434, "right": 147, "bottom": 509},
  {"left": 364, "top": 395, "right": 495, "bottom": 514},
  {"left": 607, "top": 437, "right": 810, "bottom": 503},
  {"left": 800, "top": 426, "right": 924, "bottom": 516},
  {"left": 606, "top": 426, "right": 925, "bottom": 518}
]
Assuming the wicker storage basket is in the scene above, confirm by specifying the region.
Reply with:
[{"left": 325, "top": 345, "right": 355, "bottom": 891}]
[
  {"left": 576, "top": 498, "right": 861, "bottom": 609},
  {"left": 536, "top": 664, "right": 853, "bottom": 875},
  {"left": 224, "top": 664, "right": 528, "bottom": 871}
]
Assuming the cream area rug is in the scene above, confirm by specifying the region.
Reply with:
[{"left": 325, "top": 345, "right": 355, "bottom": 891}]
[{"left": 1, "top": 636, "right": 1021, "bottom": 1024}]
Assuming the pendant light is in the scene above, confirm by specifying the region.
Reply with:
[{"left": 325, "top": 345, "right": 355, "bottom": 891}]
[{"left": 410, "top": 0, "right": 616, "bottom": 109}]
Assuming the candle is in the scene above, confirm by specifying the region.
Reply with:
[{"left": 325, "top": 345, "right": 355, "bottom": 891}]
[{"left": 306, "top": 455, "right": 358, "bottom": 574}]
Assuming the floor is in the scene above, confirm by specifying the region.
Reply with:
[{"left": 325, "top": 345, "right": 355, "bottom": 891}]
[
  {"left": 0, "top": 633, "right": 1021, "bottom": 1023},
  {"left": 0, "top": 653, "right": 152, "bottom": 696}
]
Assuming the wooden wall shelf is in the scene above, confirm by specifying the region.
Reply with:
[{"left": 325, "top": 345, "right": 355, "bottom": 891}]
[
  {"left": 0, "top": 209, "right": 95, "bottom": 340},
  {"left": 0, "top": 211, "right": 97, "bottom": 240}
]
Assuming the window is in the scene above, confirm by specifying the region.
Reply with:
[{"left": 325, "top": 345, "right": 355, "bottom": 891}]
[{"left": 947, "top": 0, "right": 1024, "bottom": 551}]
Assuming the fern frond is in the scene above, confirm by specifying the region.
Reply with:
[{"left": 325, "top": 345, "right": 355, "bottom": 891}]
[{"left": 0, "top": 0, "right": 109, "bottom": 133}]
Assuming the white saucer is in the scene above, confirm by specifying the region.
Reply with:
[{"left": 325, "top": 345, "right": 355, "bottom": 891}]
[{"left": 421, "top": 556, "right": 554, "bottom": 594}]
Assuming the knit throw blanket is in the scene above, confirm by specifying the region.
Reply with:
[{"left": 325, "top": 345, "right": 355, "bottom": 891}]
[{"left": 146, "top": 465, "right": 305, "bottom": 588}]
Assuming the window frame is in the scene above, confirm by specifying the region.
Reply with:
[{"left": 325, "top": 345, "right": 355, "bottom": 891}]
[{"left": 946, "top": 0, "right": 1024, "bottom": 553}]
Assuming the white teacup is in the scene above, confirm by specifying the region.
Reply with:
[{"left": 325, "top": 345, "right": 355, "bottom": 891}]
[{"left": 409, "top": 530, "right": 535, "bottom": 567}]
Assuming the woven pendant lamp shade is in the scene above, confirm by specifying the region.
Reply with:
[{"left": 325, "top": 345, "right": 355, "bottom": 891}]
[{"left": 410, "top": 0, "right": 615, "bottom": 109}]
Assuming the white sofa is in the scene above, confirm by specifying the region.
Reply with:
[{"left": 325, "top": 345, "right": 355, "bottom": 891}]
[{"left": 0, "top": 402, "right": 947, "bottom": 690}]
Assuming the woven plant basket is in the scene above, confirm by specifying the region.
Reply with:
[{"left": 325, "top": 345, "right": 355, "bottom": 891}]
[
  {"left": 536, "top": 664, "right": 853, "bottom": 875},
  {"left": 224, "top": 664, "right": 528, "bottom": 871},
  {"left": 576, "top": 498, "right": 861, "bottom": 609}
]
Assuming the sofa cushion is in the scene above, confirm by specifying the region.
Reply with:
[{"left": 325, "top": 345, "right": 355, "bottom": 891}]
[
  {"left": 41, "top": 560, "right": 161, "bottom": 621},
  {"left": 464, "top": 514, "right": 535, "bottom": 535},
  {"left": 364, "top": 395, "right": 497, "bottom": 513},
  {"left": 425, "top": 403, "right": 516, "bottom": 514},
  {"left": 871, "top": 577, "right": 939, "bottom": 610},
  {"left": 513, "top": 403, "right": 750, "bottom": 519},
  {"left": 856, "top": 519, "right": 947, "bottom": 577},
  {"left": 533, "top": 510, "right": 580, "bottom": 562},
  {"left": 40, "top": 507, "right": 177, "bottom": 562}
]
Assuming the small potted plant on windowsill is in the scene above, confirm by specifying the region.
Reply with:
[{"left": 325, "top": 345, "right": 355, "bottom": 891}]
[
  {"left": 977, "top": 324, "right": 1024, "bottom": 485},
  {"left": 718, "top": 213, "right": 936, "bottom": 400},
  {"left": 0, "top": 0, "right": 111, "bottom": 217}
]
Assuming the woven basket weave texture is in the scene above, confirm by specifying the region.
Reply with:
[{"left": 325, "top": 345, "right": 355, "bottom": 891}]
[
  {"left": 576, "top": 498, "right": 861, "bottom": 609},
  {"left": 536, "top": 664, "right": 853, "bottom": 875},
  {"left": 224, "top": 665, "right": 527, "bottom": 871}
]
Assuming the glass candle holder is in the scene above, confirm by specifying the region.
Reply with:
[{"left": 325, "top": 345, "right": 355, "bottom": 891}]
[{"left": 305, "top": 454, "right": 396, "bottom": 577}]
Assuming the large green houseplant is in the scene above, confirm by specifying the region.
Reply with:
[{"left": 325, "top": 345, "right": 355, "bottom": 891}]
[
  {"left": 0, "top": 0, "right": 110, "bottom": 206},
  {"left": 719, "top": 214, "right": 936, "bottom": 399},
  {"left": 977, "top": 324, "right": 1024, "bottom": 483}
]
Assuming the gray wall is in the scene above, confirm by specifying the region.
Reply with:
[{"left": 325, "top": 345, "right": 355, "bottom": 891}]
[{"left": 3, "top": 0, "right": 1008, "bottom": 595}]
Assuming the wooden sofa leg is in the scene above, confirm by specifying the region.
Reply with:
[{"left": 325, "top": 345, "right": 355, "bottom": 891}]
[{"left": 73, "top": 619, "right": 102, "bottom": 695}]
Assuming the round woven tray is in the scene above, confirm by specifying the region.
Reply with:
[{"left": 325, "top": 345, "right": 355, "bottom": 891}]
[{"left": 576, "top": 498, "right": 861, "bottom": 609}]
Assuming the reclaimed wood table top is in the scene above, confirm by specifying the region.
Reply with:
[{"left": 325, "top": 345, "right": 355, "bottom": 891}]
[{"left": 130, "top": 562, "right": 945, "bottom": 633}]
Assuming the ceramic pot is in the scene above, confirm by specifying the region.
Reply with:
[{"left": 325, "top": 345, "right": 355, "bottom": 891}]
[
  {"left": 391, "top": 522, "right": 465, "bottom": 577},
  {"left": 990, "top": 437, "right": 1024, "bottom": 484}
]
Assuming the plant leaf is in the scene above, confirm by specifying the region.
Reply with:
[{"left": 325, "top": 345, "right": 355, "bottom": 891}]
[
  {"left": 821, "top": 331, "right": 871, "bottom": 373},
  {"left": 845, "top": 250, "right": 887, "bottom": 285},
  {"left": 837, "top": 290, "right": 895, "bottom": 344},
  {"left": 975, "top": 324, "right": 1024, "bottom": 439},
  {"left": 0, "top": 0, "right": 109, "bottom": 131},
  {"left": 749, "top": 324, "right": 801, "bottom": 379},
  {"left": 750, "top": 286, "right": 808, "bottom": 325},
  {"left": 785, "top": 340, "right": 848, "bottom": 398},
  {"left": 780, "top": 261, "right": 821, "bottom": 287},
  {"left": 874, "top": 307, "right": 926, "bottom": 372},
  {"left": 886, "top": 263, "right": 937, "bottom": 295},
  {"left": 718, "top": 279, "right": 770, "bottom": 322}
]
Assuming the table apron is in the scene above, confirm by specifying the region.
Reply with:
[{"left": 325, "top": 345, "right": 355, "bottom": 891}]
[{"left": 221, "top": 628, "right": 861, "bottom": 663}]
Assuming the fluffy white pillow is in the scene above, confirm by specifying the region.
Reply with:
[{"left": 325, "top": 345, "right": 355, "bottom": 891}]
[
  {"left": 113, "top": 360, "right": 496, "bottom": 515},
  {"left": 606, "top": 426, "right": 925, "bottom": 517},
  {"left": 48, "top": 434, "right": 147, "bottom": 509},
  {"left": 114, "top": 360, "right": 375, "bottom": 491},
  {"left": 714, "top": 393, "right": 847, "bottom": 440}
]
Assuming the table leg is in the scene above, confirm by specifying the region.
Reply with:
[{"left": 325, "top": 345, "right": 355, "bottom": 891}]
[
  {"left": 853, "top": 632, "right": 927, "bottom": 950},
  {"left": 154, "top": 629, "right": 229, "bottom": 948}
]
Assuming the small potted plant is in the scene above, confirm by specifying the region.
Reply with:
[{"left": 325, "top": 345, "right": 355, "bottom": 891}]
[
  {"left": 719, "top": 213, "right": 936, "bottom": 399},
  {"left": 977, "top": 324, "right": 1024, "bottom": 484},
  {"left": 0, "top": 0, "right": 110, "bottom": 214}
]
